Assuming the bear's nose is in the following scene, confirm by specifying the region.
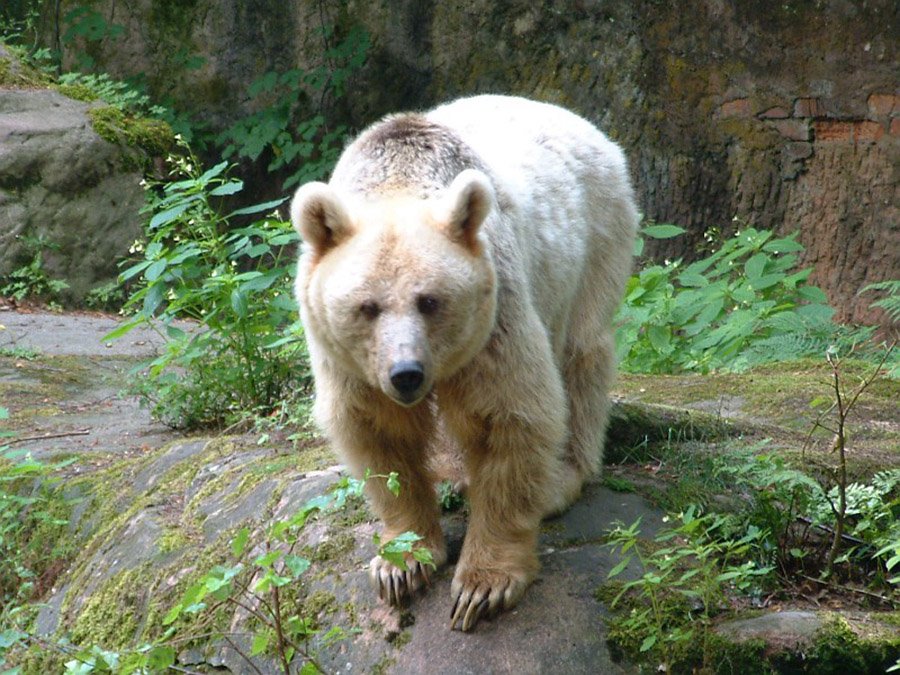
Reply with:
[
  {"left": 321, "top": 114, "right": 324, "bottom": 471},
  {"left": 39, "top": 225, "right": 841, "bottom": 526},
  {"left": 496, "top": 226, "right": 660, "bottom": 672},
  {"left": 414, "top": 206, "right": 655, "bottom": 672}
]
[{"left": 389, "top": 360, "right": 425, "bottom": 395}]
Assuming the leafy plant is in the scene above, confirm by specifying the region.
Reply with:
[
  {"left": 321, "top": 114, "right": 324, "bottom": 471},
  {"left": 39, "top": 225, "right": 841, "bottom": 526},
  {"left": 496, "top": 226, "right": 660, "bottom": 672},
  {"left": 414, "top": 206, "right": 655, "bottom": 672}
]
[
  {"left": 804, "top": 344, "right": 898, "bottom": 578},
  {"left": 216, "top": 25, "right": 369, "bottom": 190},
  {"left": 106, "top": 143, "right": 309, "bottom": 428},
  {"left": 605, "top": 507, "right": 772, "bottom": 671},
  {"left": 57, "top": 72, "right": 167, "bottom": 117},
  {"left": 616, "top": 225, "right": 868, "bottom": 374},
  {"left": 0, "top": 236, "right": 70, "bottom": 306},
  {"left": 860, "top": 279, "right": 900, "bottom": 323},
  {"left": 159, "top": 471, "right": 432, "bottom": 674},
  {"left": 0, "top": 408, "right": 77, "bottom": 666},
  {"left": 61, "top": 5, "right": 125, "bottom": 72}
]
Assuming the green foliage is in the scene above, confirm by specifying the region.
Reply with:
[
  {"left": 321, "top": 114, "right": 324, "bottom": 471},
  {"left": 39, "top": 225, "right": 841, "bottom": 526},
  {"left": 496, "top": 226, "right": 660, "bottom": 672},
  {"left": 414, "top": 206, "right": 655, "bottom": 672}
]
[
  {"left": 57, "top": 72, "right": 167, "bottom": 117},
  {"left": 0, "top": 1, "right": 41, "bottom": 48},
  {"left": 0, "top": 411, "right": 77, "bottom": 665},
  {"left": 217, "top": 25, "right": 369, "bottom": 190},
  {"left": 84, "top": 281, "right": 125, "bottom": 313},
  {"left": 606, "top": 507, "right": 773, "bottom": 670},
  {"left": 159, "top": 471, "right": 431, "bottom": 674},
  {"left": 61, "top": 6, "right": 125, "bottom": 72},
  {"left": 860, "top": 279, "right": 900, "bottom": 324},
  {"left": 616, "top": 225, "right": 870, "bottom": 374},
  {"left": 107, "top": 144, "right": 309, "bottom": 428},
  {"left": 0, "top": 236, "right": 69, "bottom": 305},
  {"left": 437, "top": 480, "right": 465, "bottom": 512}
]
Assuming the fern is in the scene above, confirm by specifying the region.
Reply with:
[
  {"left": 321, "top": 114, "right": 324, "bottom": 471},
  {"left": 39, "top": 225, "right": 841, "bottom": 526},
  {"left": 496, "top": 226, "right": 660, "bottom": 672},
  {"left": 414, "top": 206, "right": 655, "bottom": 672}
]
[{"left": 860, "top": 279, "right": 900, "bottom": 323}]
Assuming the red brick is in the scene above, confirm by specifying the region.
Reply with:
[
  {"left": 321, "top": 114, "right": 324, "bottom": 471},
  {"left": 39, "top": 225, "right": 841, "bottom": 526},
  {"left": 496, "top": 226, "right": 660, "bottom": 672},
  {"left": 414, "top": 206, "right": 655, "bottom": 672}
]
[
  {"left": 892, "top": 118, "right": 900, "bottom": 136},
  {"left": 814, "top": 120, "right": 854, "bottom": 142},
  {"left": 794, "top": 97, "right": 826, "bottom": 118},
  {"left": 720, "top": 98, "right": 752, "bottom": 117},
  {"left": 768, "top": 118, "right": 810, "bottom": 141},
  {"left": 854, "top": 120, "right": 884, "bottom": 142},
  {"left": 867, "top": 93, "right": 898, "bottom": 118},
  {"left": 759, "top": 106, "right": 790, "bottom": 119}
]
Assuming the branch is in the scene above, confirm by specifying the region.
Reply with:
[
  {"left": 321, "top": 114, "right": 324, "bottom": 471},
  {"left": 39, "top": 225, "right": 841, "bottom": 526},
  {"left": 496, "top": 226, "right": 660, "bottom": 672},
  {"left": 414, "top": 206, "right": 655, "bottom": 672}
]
[{"left": 7, "top": 429, "right": 90, "bottom": 445}]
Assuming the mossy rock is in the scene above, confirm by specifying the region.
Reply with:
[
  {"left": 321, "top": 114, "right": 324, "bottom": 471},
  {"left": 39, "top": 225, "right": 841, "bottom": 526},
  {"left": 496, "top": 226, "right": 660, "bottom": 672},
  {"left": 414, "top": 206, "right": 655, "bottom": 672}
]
[{"left": 88, "top": 105, "right": 175, "bottom": 159}]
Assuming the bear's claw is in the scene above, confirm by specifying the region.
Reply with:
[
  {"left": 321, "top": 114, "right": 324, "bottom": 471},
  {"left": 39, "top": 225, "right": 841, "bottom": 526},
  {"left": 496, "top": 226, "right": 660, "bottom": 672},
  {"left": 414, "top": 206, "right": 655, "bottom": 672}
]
[
  {"left": 449, "top": 572, "right": 527, "bottom": 631},
  {"left": 370, "top": 555, "right": 430, "bottom": 606}
]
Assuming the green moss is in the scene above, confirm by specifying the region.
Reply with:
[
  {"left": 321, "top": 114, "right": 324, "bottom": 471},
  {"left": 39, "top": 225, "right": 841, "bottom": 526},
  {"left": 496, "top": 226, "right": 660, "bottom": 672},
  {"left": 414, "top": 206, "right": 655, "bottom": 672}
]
[
  {"left": 0, "top": 47, "right": 51, "bottom": 88},
  {"left": 69, "top": 565, "right": 148, "bottom": 649},
  {"left": 390, "top": 628, "right": 411, "bottom": 649},
  {"left": 601, "top": 476, "right": 636, "bottom": 493},
  {"left": 158, "top": 526, "right": 190, "bottom": 553},
  {"left": 54, "top": 82, "right": 100, "bottom": 102},
  {"left": 307, "top": 531, "right": 355, "bottom": 564},
  {"left": 87, "top": 105, "right": 174, "bottom": 158},
  {"left": 614, "top": 359, "right": 899, "bottom": 466}
]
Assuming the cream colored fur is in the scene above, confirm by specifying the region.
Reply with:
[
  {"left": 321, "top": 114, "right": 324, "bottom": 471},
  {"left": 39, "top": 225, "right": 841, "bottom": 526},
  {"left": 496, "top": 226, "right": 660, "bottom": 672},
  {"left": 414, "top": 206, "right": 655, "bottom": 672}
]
[{"left": 291, "top": 95, "right": 638, "bottom": 631}]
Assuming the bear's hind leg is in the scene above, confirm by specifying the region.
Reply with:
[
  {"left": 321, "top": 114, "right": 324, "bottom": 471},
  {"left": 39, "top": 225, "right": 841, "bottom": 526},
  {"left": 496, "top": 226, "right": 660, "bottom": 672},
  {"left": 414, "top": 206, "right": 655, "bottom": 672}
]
[{"left": 561, "top": 329, "right": 616, "bottom": 504}]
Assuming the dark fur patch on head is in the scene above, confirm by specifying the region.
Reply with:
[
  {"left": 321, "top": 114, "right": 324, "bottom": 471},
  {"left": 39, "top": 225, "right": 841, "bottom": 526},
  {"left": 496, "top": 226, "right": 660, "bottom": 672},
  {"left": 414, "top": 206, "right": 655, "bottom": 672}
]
[{"left": 333, "top": 114, "right": 488, "bottom": 197}]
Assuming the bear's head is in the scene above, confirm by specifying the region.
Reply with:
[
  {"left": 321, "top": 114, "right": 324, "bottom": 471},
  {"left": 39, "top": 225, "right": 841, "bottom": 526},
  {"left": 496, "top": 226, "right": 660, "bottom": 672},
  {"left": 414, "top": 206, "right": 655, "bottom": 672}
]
[{"left": 291, "top": 170, "right": 498, "bottom": 407}]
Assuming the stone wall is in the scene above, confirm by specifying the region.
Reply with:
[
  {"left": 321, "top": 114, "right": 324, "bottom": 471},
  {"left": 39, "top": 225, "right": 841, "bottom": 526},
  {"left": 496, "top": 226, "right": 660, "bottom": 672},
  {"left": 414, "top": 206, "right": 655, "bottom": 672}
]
[{"left": 36, "top": 0, "right": 899, "bottom": 323}]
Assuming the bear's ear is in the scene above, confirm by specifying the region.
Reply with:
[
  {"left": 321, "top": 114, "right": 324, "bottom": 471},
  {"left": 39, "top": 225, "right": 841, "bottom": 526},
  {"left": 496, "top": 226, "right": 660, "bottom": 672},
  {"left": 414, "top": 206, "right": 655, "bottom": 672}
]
[
  {"left": 436, "top": 169, "right": 495, "bottom": 252},
  {"left": 290, "top": 182, "right": 354, "bottom": 255}
]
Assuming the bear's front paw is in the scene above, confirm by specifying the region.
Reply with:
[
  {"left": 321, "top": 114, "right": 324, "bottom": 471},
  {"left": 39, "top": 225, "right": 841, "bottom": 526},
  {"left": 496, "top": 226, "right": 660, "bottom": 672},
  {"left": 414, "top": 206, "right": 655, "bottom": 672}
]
[
  {"left": 449, "top": 567, "right": 531, "bottom": 632},
  {"left": 369, "top": 555, "right": 431, "bottom": 606}
]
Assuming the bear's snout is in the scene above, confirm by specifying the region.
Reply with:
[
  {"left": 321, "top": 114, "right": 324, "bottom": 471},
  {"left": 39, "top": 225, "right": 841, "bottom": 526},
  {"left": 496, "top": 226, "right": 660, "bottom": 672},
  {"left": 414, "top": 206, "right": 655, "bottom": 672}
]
[{"left": 389, "top": 360, "right": 426, "bottom": 403}]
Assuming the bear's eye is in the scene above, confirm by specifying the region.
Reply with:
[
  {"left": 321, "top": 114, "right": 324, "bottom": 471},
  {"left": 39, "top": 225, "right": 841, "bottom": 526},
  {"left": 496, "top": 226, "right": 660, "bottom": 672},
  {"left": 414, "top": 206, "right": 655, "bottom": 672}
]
[
  {"left": 359, "top": 301, "right": 381, "bottom": 320},
  {"left": 416, "top": 294, "right": 440, "bottom": 316}
]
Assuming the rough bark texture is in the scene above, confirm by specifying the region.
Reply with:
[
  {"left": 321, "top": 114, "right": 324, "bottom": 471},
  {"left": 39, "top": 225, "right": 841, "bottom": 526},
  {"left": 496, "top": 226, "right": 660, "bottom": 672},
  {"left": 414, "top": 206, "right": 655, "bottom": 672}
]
[{"left": 34, "top": 0, "right": 900, "bottom": 323}]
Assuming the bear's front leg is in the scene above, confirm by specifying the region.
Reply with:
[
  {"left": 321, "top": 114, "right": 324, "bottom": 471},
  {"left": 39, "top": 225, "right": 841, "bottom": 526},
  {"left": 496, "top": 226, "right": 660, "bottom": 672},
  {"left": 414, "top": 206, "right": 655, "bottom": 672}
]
[
  {"left": 444, "top": 354, "right": 569, "bottom": 631},
  {"left": 325, "top": 392, "right": 447, "bottom": 606}
]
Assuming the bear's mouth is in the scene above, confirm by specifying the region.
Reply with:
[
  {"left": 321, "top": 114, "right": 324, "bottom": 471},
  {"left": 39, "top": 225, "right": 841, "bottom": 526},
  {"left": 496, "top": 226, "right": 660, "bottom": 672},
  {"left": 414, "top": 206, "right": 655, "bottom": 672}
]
[{"left": 387, "top": 386, "right": 431, "bottom": 408}]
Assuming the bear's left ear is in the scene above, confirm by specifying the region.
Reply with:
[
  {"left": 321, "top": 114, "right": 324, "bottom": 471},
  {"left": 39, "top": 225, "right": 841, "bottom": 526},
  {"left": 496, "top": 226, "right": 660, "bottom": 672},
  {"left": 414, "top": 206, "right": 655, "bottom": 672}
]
[
  {"left": 436, "top": 169, "right": 495, "bottom": 253},
  {"left": 290, "top": 182, "right": 354, "bottom": 256}
]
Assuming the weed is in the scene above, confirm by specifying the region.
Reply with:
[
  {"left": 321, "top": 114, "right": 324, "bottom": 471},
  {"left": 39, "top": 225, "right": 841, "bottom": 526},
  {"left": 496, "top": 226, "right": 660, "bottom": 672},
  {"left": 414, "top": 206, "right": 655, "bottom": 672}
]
[
  {"left": 616, "top": 224, "right": 877, "bottom": 374},
  {"left": 605, "top": 507, "right": 773, "bottom": 671},
  {"left": 106, "top": 142, "right": 311, "bottom": 428},
  {"left": 216, "top": 24, "right": 369, "bottom": 191},
  {"left": 0, "top": 235, "right": 69, "bottom": 306}
]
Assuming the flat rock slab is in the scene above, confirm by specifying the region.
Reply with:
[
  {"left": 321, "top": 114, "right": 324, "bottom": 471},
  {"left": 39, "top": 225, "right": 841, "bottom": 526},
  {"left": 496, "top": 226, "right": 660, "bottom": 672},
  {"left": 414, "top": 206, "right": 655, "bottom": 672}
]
[
  {"left": 383, "top": 489, "right": 656, "bottom": 675},
  {"left": 0, "top": 309, "right": 191, "bottom": 357}
]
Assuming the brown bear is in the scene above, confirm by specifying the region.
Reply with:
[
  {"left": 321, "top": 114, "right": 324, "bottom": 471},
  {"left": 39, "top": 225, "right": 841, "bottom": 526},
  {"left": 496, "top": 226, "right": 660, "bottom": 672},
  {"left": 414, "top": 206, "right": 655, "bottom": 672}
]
[{"left": 290, "top": 94, "right": 637, "bottom": 631}]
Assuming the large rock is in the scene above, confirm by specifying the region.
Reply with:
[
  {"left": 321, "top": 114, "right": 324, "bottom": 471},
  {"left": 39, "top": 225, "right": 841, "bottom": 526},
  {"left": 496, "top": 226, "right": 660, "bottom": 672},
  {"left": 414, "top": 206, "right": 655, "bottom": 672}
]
[{"left": 0, "top": 51, "right": 148, "bottom": 304}]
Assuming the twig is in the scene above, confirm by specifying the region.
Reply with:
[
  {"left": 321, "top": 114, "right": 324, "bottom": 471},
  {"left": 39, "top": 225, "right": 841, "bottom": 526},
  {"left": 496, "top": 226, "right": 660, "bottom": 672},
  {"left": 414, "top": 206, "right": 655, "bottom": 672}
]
[
  {"left": 222, "top": 634, "right": 265, "bottom": 675},
  {"left": 799, "top": 574, "right": 896, "bottom": 605},
  {"left": 7, "top": 429, "right": 90, "bottom": 445}
]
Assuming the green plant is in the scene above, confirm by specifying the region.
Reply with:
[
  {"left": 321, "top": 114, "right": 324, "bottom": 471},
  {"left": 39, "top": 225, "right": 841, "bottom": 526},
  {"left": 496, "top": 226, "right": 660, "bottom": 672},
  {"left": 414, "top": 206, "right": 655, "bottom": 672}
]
[
  {"left": 217, "top": 25, "right": 368, "bottom": 190},
  {"left": 860, "top": 279, "right": 900, "bottom": 324},
  {"left": 84, "top": 280, "right": 125, "bottom": 313},
  {"left": 805, "top": 344, "right": 897, "bottom": 578},
  {"left": 616, "top": 225, "right": 869, "bottom": 374},
  {"left": 0, "top": 408, "right": 77, "bottom": 666},
  {"left": 0, "top": 1, "right": 41, "bottom": 48},
  {"left": 605, "top": 507, "right": 772, "bottom": 671},
  {"left": 0, "top": 236, "right": 69, "bottom": 305},
  {"left": 159, "top": 471, "right": 432, "bottom": 674},
  {"left": 57, "top": 72, "right": 166, "bottom": 117},
  {"left": 106, "top": 143, "right": 309, "bottom": 428},
  {"left": 61, "top": 5, "right": 125, "bottom": 72}
]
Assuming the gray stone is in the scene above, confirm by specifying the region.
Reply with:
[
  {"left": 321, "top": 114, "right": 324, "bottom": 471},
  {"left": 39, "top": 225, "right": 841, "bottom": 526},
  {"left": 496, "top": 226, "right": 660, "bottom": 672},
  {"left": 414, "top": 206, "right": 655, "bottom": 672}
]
[
  {"left": 715, "top": 611, "right": 824, "bottom": 650},
  {"left": 133, "top": 439, "right": 209, "bottom": 493},
  {"left": 0, "top": 85, "right": 145, "bottom": 304}
]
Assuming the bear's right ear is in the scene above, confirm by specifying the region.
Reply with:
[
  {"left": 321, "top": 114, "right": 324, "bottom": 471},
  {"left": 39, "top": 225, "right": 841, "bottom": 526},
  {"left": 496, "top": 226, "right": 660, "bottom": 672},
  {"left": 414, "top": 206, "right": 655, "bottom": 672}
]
[
  {"left": 290, "top": 182, "right": 354, "bottom": 255},
  {"left": 436, "top": 169, "right": 495, "bottom": 253}
]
